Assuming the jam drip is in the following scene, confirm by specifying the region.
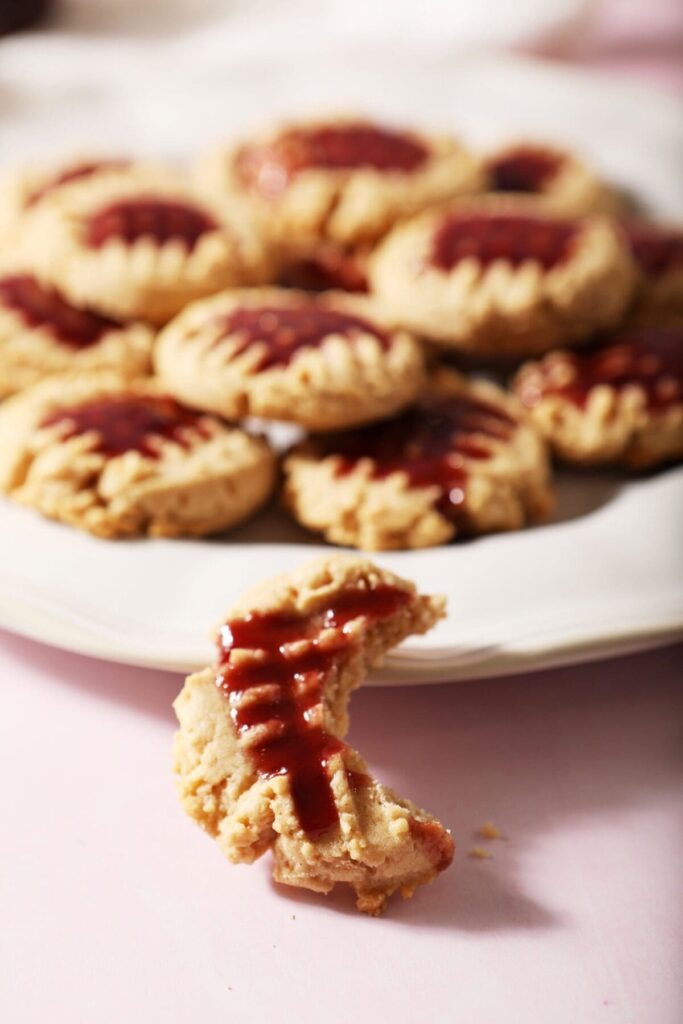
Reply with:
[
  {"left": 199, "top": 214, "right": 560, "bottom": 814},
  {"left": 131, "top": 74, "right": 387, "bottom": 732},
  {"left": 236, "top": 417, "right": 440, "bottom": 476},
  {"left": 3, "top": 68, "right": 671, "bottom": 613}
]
[
  {"left": 430, "top": 213, "right": 578, "bottom": 272},
  {"left": 217, "top": 584, "right": 411, "bottom": 838},
  {"left": 520, "top": 328, "right": 683, "bottom": 412},
  {"left": 218, "top": 303, "right": 389, "bottom": 371},
  {"left": 26, "top": 159, "right": 128, "bottom": 207},
  {"left": 40, "top": 394, "right": 209, "bottom": 458},
  {"left": 488, "top": 146, "right": 563, "bottom": 194},
  {"left": 623, "top": 222, "right": 683, "bottom": 277},
  {"left": 0, "top": 274, "right": 122, "bottom": 348},
  {"left": 328, "top": 392, "right": 516, "bottom": 520},
  {"left": 85, "top": 198, "right": 217, "bottom": 250},
  {"left": 236, "top": 123, "right": 428, "bottom": 197}
]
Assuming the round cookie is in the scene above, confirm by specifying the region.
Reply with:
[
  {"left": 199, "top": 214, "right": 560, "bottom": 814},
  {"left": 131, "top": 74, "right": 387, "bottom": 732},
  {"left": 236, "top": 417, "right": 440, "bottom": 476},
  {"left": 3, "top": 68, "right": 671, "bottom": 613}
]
[
  {"left": 15, "top": 167, "right": 271, "bottom": 324},
  {"left": 282, "top": 367, "right": 553, "bottom": 550},
  {"left": 513, "top": 325, "right": 683, "bottom": 469},
  {"left": 0, "top": 372, "right": 276, "bottom": 539},
  {"left": 485, "top": 141, "right": 618, "bottom": 217},
  {"left": 0, "top": 270, "right": 153, "bottom": 398},
  {"left": 369, "top": 197, "right": 635, "bottom": 357},
  {"left": 155, "top": 287, "right": 426, "bottom": 431},
  {"left": 621, "top": 220, "right": 683, "bottom": 322},
  {"left": 196, "top": 116, "right": 485, "bottom": 251}
]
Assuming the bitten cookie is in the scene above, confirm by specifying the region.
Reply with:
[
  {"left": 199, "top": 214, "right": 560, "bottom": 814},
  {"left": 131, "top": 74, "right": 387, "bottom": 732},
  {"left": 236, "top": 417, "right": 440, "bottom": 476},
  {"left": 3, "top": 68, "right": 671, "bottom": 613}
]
[
  {"left": 513, "top": 325, "right": 683, "bottom": 468},
  {"left": 15, "top": 166, "right": 271, "bottom": 324},
  {"left": 283, "top": 367, "right": 553, "bottom": 550},
  {"left": 622, "top": 220, "right": 683, "bottom": 322},
  {"left": 0, "top": 372, "right": 276, "bottom": 538},
  {"left": 485, "top": 141, "right": 618, "bottom": 217},
  {"left": 196, "top": 116, "right": 484, "bottom": 251},
  {"left": 155, "top": 287, "right": 425, "bottom": 430},
  {"left": 369, "top": 197, "right": 635, "bottom": 357},
  {"left": 173, "top": 554, "right": 453, "bottom": 915},
  {"left": 0, "top": 270, "right": 153, "bottom": 398}
]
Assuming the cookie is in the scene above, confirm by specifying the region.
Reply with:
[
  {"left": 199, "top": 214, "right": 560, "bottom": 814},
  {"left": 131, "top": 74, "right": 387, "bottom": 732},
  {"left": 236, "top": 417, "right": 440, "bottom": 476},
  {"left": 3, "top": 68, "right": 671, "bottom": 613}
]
[
  {"left": 173, "top": 554, "right": 452, "bottom": 915},
  {"left": 15, "top": 166, "right": 271, "bottom": 324},
  {"left": 277, "top": 241, "right": 370, "bottom": 294},
  {"left": 513, "top": 325, "right": 683, "bottom": 468},
  {"left": 369, "top": 197, "right": 635, "bottom": 356},
  {"left": 155, "top": 287, "right": 425, "bottom": 431},
  {"left": 0, "top": 270, "right": 153, "bottom": 398},
  {"left": 0, "top": 372, "right": 276, "bottom": 538},
  {"left": 283, "top": 367, "right": 553, "bottom": 549},
  {"left": 621, "top": 220, "right": 683, "bottom": 322},
  {"left": 485, "top": 142, "right": 618, "bottom": 217},
  {"left": 196, "top": 116, "right": 484, "bottom": 252}
]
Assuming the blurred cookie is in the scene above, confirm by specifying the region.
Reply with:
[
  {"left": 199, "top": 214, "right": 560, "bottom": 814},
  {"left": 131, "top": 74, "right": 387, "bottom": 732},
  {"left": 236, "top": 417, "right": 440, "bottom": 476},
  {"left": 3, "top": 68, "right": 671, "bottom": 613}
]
[
  {"left": 485, "top": 142, "right": 618, "bottom": 217},
  {"left": 622, "top": 220, "right": 683, "bottom": 322},
  {"left": 196, "top": 116, "right": 484, "bottom": 251},
  {"left": 0, "top": 372, "right": 276, "bottom": 538},
  {"left": 283, "top": 367, "right": 553, "bottom": 549},
  {"left": 513, "top": 325, "right": 683, "bottom": 468},
  {"left": 369, "top": 197, "right": 635, "bottom": 356},
  {"left": 173, "top": 553, "right": 452, "bottom": 915},
  {"left": 277, "top": 241, "right": 370, "bottom": 293},
  {"left": 16, "top": 167, "right": 271, "bottom": 324},
  {"left": 0, "top": 270, "right": 152, "bottom": 398},
  {"left": 155, "top": 287, "right": 425, "bottom": 431}
]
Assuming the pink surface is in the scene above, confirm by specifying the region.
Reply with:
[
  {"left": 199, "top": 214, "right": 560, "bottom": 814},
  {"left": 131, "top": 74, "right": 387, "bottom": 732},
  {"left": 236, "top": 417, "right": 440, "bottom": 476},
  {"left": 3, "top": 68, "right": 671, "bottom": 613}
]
[{"left": 1, "top": 631, "right": 681, "bottom": 1023}]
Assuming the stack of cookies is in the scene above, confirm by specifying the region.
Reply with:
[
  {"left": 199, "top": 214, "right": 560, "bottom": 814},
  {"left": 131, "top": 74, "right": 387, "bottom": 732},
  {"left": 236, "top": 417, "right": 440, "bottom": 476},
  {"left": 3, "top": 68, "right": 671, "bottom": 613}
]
[{"left": 0, "top": 117, "right": 680, "bottom": 546}]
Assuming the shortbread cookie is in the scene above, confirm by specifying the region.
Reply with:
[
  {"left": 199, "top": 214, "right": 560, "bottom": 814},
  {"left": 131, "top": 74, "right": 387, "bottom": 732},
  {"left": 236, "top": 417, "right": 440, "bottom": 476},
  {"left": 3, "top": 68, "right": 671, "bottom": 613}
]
[
  {"left": 485, "top": 142, "right": 617, "bottom": 217},
  {"left": 196, "top": 116, "right": 484, "bottom": 251},
  {"left": 513, "top": 326, "right": 683, "bottom": 468},
  {"left": 283, "top": 368, "right": 553, "bottom": 549},
  {"left": 0, "top": 372, "right": 276, "bottom": 538},
  {"left": 155, "top": 287, "right": 425, "bottom": 430},
  {"left": 622, "top": 220, "right": 683, "bottom": 321},
  {"left": 369, "top": 197, "right": 635, "bottom": 356},
  {"left": 16, "top": 167, "right": 271, "bottom": 324},
  {"left": 173, "top": 554, "right": 452, "bottom": 915},
  {"left": 0, "top": 271, "right": 153, "bottom": 398}
]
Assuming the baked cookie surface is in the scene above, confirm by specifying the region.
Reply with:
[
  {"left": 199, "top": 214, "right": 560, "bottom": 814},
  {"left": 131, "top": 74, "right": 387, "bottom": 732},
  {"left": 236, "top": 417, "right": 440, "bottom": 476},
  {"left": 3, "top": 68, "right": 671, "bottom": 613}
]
[
  {"left": 15, "top": 166, "right": 271, "bottom": 324},
  {"left": 0, "top": 271, "right": 153, "bottom": 397},
  {"left": 0, "top": 372, "right": 276, "bottom": 538},
  {"left": 513, "top": 325, "right": 683, "bottom": 468},
  {"left": 155, "top": 287, "right": 425, "bottom": 430},
  {"left": 283, "top": 367, "right": 553, "bottom": 549},
  {"left": 369, "top": 197, "right": 635, "bottom": 356},
  {"left": 173, "top": 554, "right": 452, "bottom": 915},
  {"left": 196, "top": 116, "right": 484, "bottom": 251}
]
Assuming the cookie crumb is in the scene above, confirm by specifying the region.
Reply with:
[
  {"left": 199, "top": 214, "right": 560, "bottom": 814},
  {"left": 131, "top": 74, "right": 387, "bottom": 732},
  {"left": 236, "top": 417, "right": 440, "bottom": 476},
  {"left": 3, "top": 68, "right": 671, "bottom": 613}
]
[
  {"left": 468, "top": 846, "right": 491, "bottom": 860},
  {"left": 478, "top": 821, "right": 504, "bottom": 840}
]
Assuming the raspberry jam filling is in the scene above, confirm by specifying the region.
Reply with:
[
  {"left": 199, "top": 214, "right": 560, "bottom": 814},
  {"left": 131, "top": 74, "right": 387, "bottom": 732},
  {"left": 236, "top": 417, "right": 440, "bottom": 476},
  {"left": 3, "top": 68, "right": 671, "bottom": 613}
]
[
  {"left": 0, "top": 274, "right": 122, "bottom": 348},
  {"left": 85, "top": 198, "right": 217, "bottom": 250},
  {"left": 623, "top": 222, "right": 683, "bottom": 277},
  {"left": 488, "top": 146, "right": 563, "bottom": 194},
  {"left": 326, "top": 393, "right": 516, "bottom": 522},
  {"left": 235, "top": 123, "right": 428, "bottom": 197},
  {"left": 218, "top": 303, "right": 389, "bottom": 371},
  {"left": 26, "top": 159, "right": 129, "bottom": 206},
  {"left": 40, "top": 394, "right": 209, "bottom": 459},
  {"left": 217, "top": 584, "right": 411, "bottom": 838},
  {"left": 430, "top": 213, "right": 578, "bottom": 272},
  {"left": 518, "top": 328, "right": 683, "bottom": 412}
]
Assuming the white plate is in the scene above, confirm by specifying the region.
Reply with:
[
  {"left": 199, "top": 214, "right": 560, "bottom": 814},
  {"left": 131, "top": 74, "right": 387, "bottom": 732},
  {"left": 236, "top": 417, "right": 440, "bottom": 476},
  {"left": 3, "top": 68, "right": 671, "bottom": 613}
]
[{"left": 1, "top": 54, "right": 682, "bottom": 681}]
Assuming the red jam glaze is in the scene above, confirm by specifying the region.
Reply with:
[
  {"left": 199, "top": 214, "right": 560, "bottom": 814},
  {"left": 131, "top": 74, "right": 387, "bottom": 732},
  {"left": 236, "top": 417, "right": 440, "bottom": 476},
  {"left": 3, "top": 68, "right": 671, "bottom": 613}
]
[
  {"left": 327, "top": 392, "right": 516, "bottom": 521},
  {"left": 409, "top": 819, "right": 455, "bottom": 872},
  {"left": 85, "top": 198, "right": 217, "bottom": 250},
  {"left": 488, "top": 146, "right": 563, "bottom": 194},
  {"left": 26, "top": 159, "right": 129, "bottom": 206},
  {"left": 218, "top": 303, "right": 389, "bottom": 371},
  {"left": 0, "top": 274, "right": 122, "bottom": 348},
  {"left": 430, "top": 213, "right": 578, "bottom": 272},
  {"left": 279, "top": 246, "right": 369, "bottom": 294},
  {"left": 40, "top": 394, "right": 210, "bottom": 458},
  {"left": 623, "top": 222, "right": 683, "bottom": 277},
  {"left": 216, "top": 584, "right": 411, "bottom": 838},
  {"left": 520, "top": 327, "right": 683, "bottom": 412},
  {"left": 235, "top": 122, "right": 428, "bottom": 197}
]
